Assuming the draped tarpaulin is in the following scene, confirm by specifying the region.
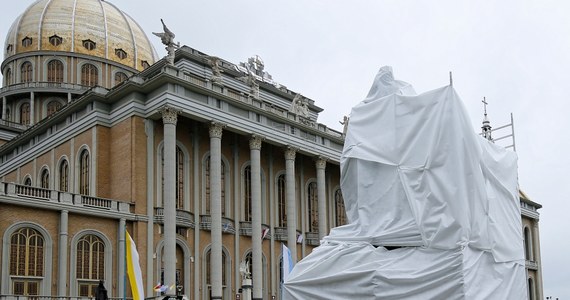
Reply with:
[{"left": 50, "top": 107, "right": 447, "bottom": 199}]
[{"left": 282, "top": 67, "right": 526, "bottom": 300}]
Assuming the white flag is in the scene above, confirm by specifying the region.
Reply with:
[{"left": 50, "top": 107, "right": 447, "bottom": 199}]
[{"left": 282, "top": 243, "right": 294, "bottom": 281}]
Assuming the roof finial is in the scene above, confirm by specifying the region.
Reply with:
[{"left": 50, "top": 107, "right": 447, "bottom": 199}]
[
  {"left": 449, "top": 71, "right": 453, "bottom": 86},
  {"left": 481, "top": 97, "right": 493, "bottom": 141}
]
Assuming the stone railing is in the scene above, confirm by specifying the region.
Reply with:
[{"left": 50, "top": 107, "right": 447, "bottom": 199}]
[
  {"left": 154, "top": 207, "right": 195, "bottom": 228},
  {"left": 0, "top": 296, "right": 130, "bottom": 300},
  {"left": 0, "top": 82, "right": 89, "bottom": 95},
  {"left": 0, "top": 119, "right": 28, "bottom": 130},
  {"left": 1, "top": 182, "right": 131, "bottom": 214},
  {"left": 199, "top": 215, "right": 237, "bottom": 234},
  {"left": 305, "top": 232, "right": 320, "bottom": 246}
]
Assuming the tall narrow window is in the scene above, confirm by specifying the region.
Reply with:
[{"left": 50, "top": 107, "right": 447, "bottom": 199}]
[
  {"left": 79, "top": 149, "right": 90, "bottom": 195},
  {"left": 335, "top": 189, "right": 347, "bottom": 226},
  {"left": 81, "top": 64, "right": 98, "bottom": 87},
  {"left": 77, "top": 234, "right": 105, "bottom": 297},
  {"left": 47, "top": 101, "right": 62, "bottom": 116},
  {"left": 5, "top": 68, "right": 12, "bottom": 86},
  {"left": 20, "top": 102, "right": 30, "bottom": 125},
  {"left": 205, "top": 157, "right": 226, "bottom": 216},
  {"left": 59, "top": 160, "right": 69, "bottom": 192},
  {"left": 524, "top": 227, "right": 533, "bottom": 261},
  {"left": 21, "top": 62, "right": 33, "bottom": 83},
  {"left": 307, "top": 182, "right": 318, "bottom": 232},
  {"left": 176, "top": 146, "right": 184, "bottom": 209},
  {"left": 47, "top": 60, "right": 63, "bottom": 83},
  {"left": 114, "top": 72, "right": 128, "bottom": 86},
  {"left": 10, "top": 227, "right": 44, "bottom": 296},
  {"left": 277, "top": 174, "right": 286, "bottom": 227},
  {"left": 40, "top": 169, "right": 49, "bottom": 189},
  {"left": 162, "top": 146, "right": 185, "bottom": 209},
  {"left": 244, "top": 165, "right": 252, "bottom": 221},
  {"left": 206, "top": 249, "right": 226, "bottom": 295}
]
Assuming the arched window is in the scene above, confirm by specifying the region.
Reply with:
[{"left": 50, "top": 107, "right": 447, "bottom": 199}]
[
  {"left": 79, "top": 149, "right": 90, "bottom": 195},
  {"left": 59, "top": 160, "right": 69, "bottom": 192},
  {"left": 205, "top": 157, "right": 226, "bottom": 216},
  {"left": 76, "top": 234, "right": 105, "bottom": 297},
  {"left": 277, "top": 174, "right": 286, "bottom": 227},
  {"left": 141, "top": 60, "right": 150, "bottom": 69},
  {"left": 47, "top": 101, "right": 62, "bottom": 116},
  {"left": 82, "top": 39, "right": 96, "bottom": 51},
  {"left": 21, "top": 62, "right": 33, "bottom": 83},
  {"left": 176, "top": 146, "right": 184, "bottom": 209},
  {"left": 49, "top": 35, "right": 62, "bottom": 46},
  {"left": 20, "top": 102, "right": 30, "bottom": 125},
  {"left": 161, "top": 146, "right": 185, "bottom": 209},
  {"left": 10, "top": 227, "right": 44, "bottom": 295},
  {"left": 334, "top": 189, "right": 347, "bottom": 226},
  {"left": 5, "top": 68, "right": 12, "bottom": 86},
  {"left": 307, "top": 182, "right": 318, "bottom": 232},
  {"left": 244, "top": 165, "right": 252, "bottom": 221},
  {"left": 206, "top": 249, "right": 227, "bottom": 297},
  {"left": 114, "top": 72, "right": 128, "bottom": 86},
  {"left": 115, "top": 49, "right": 127, "bottom": 60},
  {"left": 40, "top": 169, "right": 49, "bottom": 189},
  {"left": 47, "top": 60, "right": 64, "bottom": 83},
  {"left": 524, "top": 227, "right": 533, "bottom": 261},
  {"left": 22, "top": 37, "right": 32, "bottom": 48},
  {"left": 81, "top": 64, "right": 98, "bottom": 87}
]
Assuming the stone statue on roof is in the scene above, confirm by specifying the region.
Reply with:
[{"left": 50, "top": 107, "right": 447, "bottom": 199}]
[{"left": 153, "top": 19, "right": 179, "bottom": 65}]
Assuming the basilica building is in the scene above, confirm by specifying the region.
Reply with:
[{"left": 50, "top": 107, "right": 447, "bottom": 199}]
[{"left": 0, "top": 1, "right": 542, "bottom": 299}]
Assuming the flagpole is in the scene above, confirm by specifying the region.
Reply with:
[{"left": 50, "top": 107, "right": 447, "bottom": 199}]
[{"left": 124, "top": 228, "right": 127, "bottom": 300}]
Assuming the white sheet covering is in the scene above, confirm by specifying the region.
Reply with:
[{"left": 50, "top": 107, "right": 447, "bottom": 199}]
[{"left": 282, "top": 67, "right": 526, "bottom": 299}]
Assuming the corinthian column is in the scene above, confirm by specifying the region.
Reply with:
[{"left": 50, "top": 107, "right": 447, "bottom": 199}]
[
  {"left": 284, "top": 147, "right": 297, "bottom": 263},
  {"left": 209, "top": 122, "right": 224, "bottom": 299},
  {"left": 161, "top": 106, "right": 179, "bottom": 288},
  {"left": 316, "top": 157, "right": 327, "bottom": 240},
  {"left": 249, "top": 135, "right": 263, "bottom": 300}
]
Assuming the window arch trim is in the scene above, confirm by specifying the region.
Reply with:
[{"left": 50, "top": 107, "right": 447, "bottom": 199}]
[
  {"left": 201, "top": 152, "right": 231, "bottom": 217},
  {"left": 1, "top": 222, "right": 53, "bottom": 295},
  {"left": 202, "top": 244, "right": 231, "bottom": 299},
  {"left": 76, "top": 145, "right": 92, "bottom": 196},
  {"left": 156, "top": 141, "right": 191, "bottom": 210},
  {"left": 44, "top": 59, "right": 66, "bottom": 83},
  {"left": 38, "top": 166, "right": 50, "bottom": 189},
  {"left": 154, "top": 237, "right": 192, "bottom": 291},
  {"left": 69, "top": 230, "right": 112, "bottom": 297}
]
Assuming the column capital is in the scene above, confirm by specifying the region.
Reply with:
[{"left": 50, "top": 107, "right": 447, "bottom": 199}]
[
  {"left": 249, "top": 135, "right": 264, "bottom": 150},
  {"left": 284, "top": 146, "right": 297, "bottom": 160},
  {"left": 316, "top": 156, "right": 327, "bottom": 170},
  {"left": 209, "top": 122, "right": 225, "bottom": 138},
  {"left": 160, "top": 106, "right": 181, "bottom": 125}
]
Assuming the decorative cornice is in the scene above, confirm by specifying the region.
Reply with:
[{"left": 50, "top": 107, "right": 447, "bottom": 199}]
[
  {"left": 316, "top": 156, "right": 327, "bottom": 170},
  {"left": 209, "top": 122, "right": 225, "bottom": 138},
  {"left": 160, "top": 106, "right": 180, "bottom": 125},
  {"left": 284, "top": 146, "right": 297, "bottom": 160},
  {"left": 249, "top": 135, "right": 264, "bottom": 150}
]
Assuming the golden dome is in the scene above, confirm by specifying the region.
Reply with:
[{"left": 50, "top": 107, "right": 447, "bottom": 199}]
[{"left": 4, "top": 0, "right": 158, "bottom": 71}]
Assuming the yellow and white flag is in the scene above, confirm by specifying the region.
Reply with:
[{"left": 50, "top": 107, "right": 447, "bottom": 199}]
[{"left": 126, "top": 231, "right": 145, "bottom": 300}]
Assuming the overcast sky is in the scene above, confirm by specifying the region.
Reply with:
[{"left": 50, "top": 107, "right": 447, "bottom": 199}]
[{"left": 2, "top": 0, "right": 569, "bottom": 298}]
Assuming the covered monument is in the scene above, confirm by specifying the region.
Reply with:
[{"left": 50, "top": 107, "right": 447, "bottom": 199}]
[{"left": 282, "top": 67, "right": 526, "bottom": 299}]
